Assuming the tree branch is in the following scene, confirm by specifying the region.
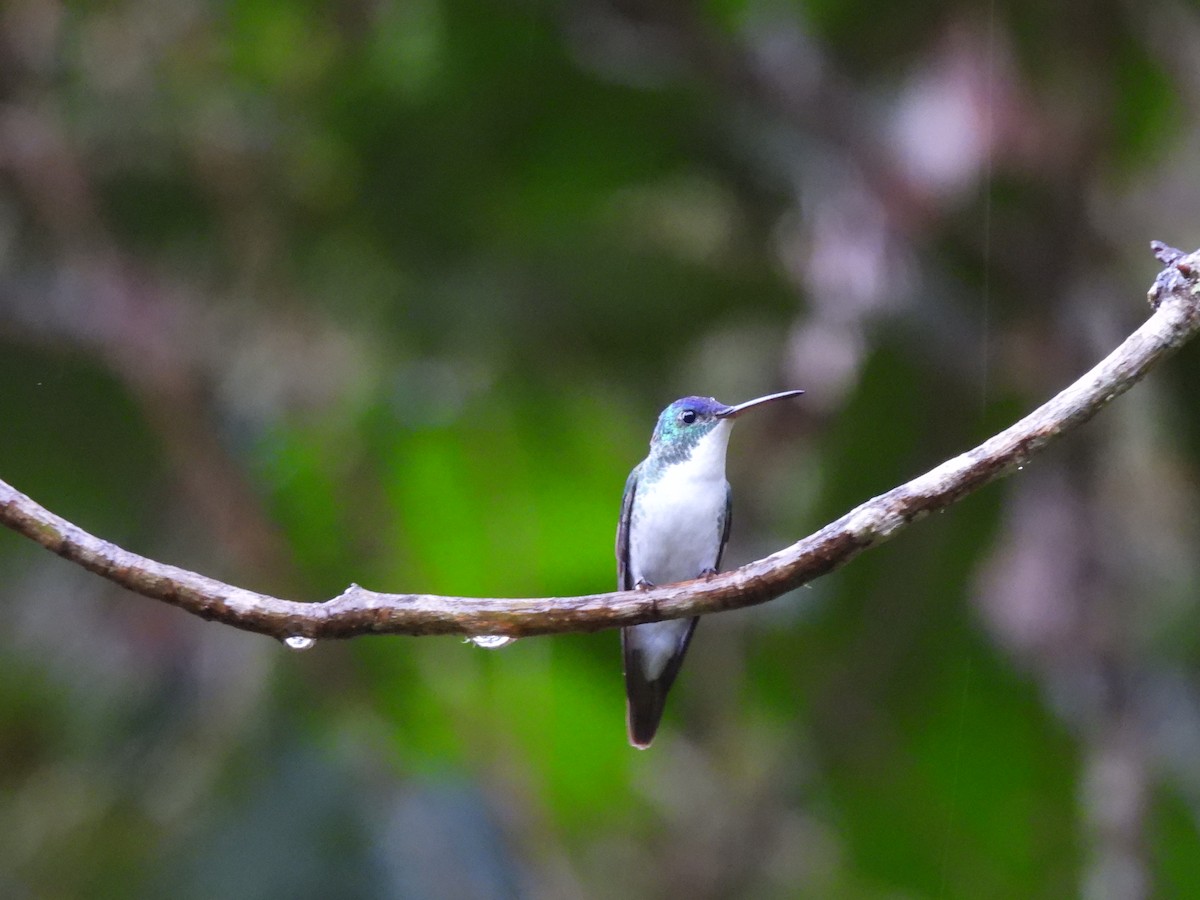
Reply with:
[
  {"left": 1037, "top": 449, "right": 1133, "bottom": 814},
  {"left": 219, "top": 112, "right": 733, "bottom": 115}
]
[{"left": 2, "top": 244, "right": 1198, "bottom": 644}]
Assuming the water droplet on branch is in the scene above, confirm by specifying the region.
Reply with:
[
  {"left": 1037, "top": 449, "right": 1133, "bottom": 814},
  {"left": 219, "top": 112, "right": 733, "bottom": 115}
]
[
  {"left": 468, "top": 635, "right": 516, "bottom": 650},
  {"left": 283, "top": 635, "right": 316, "bottom": 651}
]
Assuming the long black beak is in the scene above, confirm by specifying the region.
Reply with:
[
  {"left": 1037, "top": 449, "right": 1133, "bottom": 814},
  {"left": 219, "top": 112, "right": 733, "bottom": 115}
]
[{"left": 716, "top": 389, "right": 804, "bottom": 419}]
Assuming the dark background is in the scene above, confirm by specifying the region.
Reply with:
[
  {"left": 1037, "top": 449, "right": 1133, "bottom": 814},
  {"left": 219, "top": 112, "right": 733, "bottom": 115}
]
[{"left": 2, "top": 0, "right": 1199, "bottom": 896}]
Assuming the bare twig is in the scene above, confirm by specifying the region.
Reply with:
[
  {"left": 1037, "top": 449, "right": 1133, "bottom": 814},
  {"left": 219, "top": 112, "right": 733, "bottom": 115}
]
[{"left": 1, "top": 245, "right": 1198, "bottom": 644}]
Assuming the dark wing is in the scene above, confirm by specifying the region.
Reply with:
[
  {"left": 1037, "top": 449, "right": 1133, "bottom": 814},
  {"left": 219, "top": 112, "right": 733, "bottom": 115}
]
[
  {"left": 714, "top": 480, "right": 732, "bottom": 570},
  {"left": 617, "top": 462, "right": 723, "bottom": 747},
  {"left": 616, "top": 463, "right": 640, "bottom": 591},
  {"left": 621, "top": 472, "right": 719, "bottom": 749}
]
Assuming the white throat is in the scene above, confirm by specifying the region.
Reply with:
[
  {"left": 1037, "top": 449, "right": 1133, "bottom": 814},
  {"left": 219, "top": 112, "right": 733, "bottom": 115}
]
[{"left": 673, "top": 419, "right": 733, "bottom": 481}]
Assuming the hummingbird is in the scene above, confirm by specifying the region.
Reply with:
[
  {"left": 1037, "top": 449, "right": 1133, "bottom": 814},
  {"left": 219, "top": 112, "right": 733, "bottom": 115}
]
[{"left": 616, "top": 390, "right": 804, "bottom": 748}]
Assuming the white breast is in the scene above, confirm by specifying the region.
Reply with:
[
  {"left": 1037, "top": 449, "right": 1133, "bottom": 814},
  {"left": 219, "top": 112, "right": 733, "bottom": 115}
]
[
  {"left": 629, "top": 421, "right": 732, "bottom": 588},
  {"left": 626, "top": 422, "right": 732, "bottom": 680}
]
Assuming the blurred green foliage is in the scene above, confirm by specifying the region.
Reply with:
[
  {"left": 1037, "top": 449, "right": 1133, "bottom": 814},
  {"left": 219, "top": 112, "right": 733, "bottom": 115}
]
[{"left": 2, "top": 0, "right": 1200, "bottom": 897}]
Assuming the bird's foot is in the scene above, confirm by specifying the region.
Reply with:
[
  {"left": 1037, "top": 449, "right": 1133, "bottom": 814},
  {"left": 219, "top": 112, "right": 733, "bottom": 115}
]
[
  {"left": 700, "top": 567, "right": 719, "bottom": 581},
  {"left": 635, "top": 578, "right": 658, "bottom": 616}
]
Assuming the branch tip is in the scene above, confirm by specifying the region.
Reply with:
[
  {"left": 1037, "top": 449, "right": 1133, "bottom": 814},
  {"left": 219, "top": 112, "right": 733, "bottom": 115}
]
[
  {"left": 1151, "top": 240, "right": 1183, "bottom": 265},
  {"left": 1148, "top": 243, "right": 1200, "bottom": 310}
]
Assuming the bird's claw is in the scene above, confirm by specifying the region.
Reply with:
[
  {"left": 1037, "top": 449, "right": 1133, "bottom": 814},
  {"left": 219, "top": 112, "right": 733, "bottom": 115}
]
[{"left": 635, "top": 578, "right": 659, "bottom": 616}]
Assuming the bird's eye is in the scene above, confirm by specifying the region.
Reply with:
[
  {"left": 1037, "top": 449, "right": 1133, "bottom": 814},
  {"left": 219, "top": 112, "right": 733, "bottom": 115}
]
[{"left": 680, "top": 409, "right": 697, "bottom": 425}]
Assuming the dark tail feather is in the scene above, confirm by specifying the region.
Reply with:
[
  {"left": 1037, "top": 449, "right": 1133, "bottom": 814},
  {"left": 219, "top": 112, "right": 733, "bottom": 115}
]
[
  {"left": 621, "top": 618, "right": 700, "bottom": 749},
  {"left": 624, "top": 667, "right": 667, "bottom": 749}
]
